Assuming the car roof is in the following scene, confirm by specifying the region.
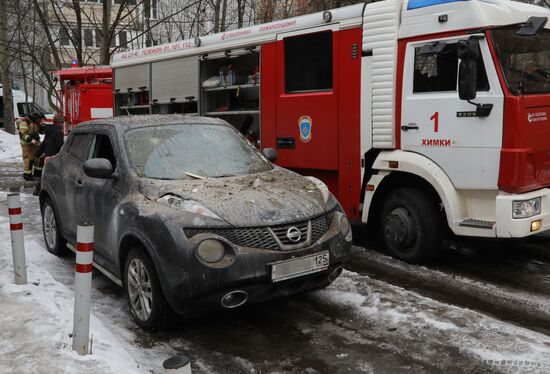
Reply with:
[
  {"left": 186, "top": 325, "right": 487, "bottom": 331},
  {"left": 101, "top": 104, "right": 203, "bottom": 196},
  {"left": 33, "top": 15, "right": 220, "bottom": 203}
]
[{"left": 74, "top": 114, "right": 230, "bottom": 131}]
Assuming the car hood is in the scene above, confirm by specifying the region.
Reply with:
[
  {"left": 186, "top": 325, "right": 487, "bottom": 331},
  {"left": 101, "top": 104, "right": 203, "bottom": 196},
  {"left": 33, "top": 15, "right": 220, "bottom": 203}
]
[{"left": 139, "top": 168, "right": 329, "bottom": 226}]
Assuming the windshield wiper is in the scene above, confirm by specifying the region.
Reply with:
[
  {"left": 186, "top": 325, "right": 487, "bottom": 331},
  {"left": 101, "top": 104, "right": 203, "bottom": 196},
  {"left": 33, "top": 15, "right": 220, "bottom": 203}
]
[{"left": 184, "top": 172, "right": 205, "bottom": 180}]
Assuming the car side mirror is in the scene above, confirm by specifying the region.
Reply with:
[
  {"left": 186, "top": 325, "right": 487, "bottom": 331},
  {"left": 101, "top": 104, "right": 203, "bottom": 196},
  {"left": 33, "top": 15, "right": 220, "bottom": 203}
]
[
  {"left": 457, "top": 39, "right": 480, "bottom": 101},
  {"left": 83, "top": 158, "right": 114, "bottom": 179},
  {"left": 262, "top": 147, "right": 277, "bottom": 163}
]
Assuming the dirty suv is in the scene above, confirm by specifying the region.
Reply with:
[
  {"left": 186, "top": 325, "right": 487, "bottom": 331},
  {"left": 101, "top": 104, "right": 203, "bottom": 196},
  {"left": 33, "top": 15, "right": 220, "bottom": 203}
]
[{"left": 39, "top": 115, "right": 352, "bottom": 328}]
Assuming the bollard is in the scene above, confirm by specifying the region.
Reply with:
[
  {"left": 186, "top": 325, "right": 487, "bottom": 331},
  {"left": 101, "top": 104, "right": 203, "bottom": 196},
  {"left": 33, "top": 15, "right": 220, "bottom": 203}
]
[
  {"left": 7, "top": 193, "right": 27, "bottom": 285},
  {"left": 163, "top": 355, "right": 192, "bottom": 374},
  {"left": 72, "top": 222, "right": 94, "bottom": 355}
]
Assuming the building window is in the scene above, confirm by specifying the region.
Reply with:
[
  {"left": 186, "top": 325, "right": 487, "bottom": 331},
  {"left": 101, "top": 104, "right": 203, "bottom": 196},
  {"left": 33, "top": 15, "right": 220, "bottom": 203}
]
[
  {"left": 413, "top": 43, "right": 489, "bottom": 93},
  {"left": 284, "top": 31, "right": 333, "bottom": 93},
  {"left": 84, "top": 29, "right": 94, "bottom": 47},
  {"left": 152, "top": 0, "right": 158, "bottom": 19},
  {"left": 59, "top": 27, "right": 70, "bottom": 46},
  {"left": 119, "top": 31, "right": 128, "bottom": 47}
]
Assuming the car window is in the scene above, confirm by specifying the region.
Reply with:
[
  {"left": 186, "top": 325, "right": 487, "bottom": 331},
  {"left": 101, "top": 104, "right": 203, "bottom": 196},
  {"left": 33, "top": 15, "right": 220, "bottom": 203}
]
[
  {"left": 68, "top": 133, "right": 93, "bottom": 161},
  {"left": 124, "top": 124, "right": 272, "bottom": 179},
  {"left": 88, "top": 133, "right": 117, "bottom": 169}
]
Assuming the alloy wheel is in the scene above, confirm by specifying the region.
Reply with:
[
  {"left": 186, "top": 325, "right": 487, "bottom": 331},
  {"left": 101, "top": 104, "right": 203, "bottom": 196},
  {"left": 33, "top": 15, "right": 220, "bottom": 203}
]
[
  {"left": 43, "top": 205, "right": 57, "bottom": 249},
  {"left": 127, "top": 258, "right": 154, "bottom": 321}
]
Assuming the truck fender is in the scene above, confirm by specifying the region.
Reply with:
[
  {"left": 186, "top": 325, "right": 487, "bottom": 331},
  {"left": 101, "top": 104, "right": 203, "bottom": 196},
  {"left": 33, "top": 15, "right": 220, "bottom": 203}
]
[{"left": 362, "top": 150, "right": 464, "bottom": 234}]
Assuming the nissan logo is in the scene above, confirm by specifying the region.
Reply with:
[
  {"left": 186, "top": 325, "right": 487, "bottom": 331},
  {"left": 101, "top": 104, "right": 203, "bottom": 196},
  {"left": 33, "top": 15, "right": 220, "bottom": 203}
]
[{"left": 286, "top": 227, "right": 302, "bottom": 243}]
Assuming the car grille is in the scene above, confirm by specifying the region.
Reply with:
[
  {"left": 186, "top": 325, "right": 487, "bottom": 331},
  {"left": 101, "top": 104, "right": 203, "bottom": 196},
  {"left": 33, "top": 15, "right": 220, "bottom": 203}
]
[{"left": 184, "top": 210, "right": 334, "bottom": 250}]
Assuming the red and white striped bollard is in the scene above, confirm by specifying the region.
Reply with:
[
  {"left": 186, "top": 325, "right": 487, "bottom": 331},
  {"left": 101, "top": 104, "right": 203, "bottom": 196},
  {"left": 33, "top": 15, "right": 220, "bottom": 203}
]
[
  {"left": 7, "top": 193, "right": 27, "bottom": 285},
  {"left": 72, "top": 222, "right": 94, "bottom": 355}
]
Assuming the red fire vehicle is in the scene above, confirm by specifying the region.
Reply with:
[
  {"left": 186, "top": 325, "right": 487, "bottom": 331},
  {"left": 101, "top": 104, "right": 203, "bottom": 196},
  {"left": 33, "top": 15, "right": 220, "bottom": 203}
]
[
  {"left": 53, "top": 66, "right": 114, "bottom": 134},
  {"left": 110, "top": 0, "right": 550, "bottom": 262}
]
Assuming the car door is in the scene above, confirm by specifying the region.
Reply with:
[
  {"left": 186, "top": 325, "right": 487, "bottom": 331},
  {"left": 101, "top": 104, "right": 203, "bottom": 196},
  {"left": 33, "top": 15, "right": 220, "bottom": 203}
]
[
  {"left": 81, "top": 128, "right": 121, "bottom": 270},
  {"left": 400, "top": 35, "right": 504, "bottom": 189},
  {"left": 61, "top": 132, "right": 93, "bottom": 241}
]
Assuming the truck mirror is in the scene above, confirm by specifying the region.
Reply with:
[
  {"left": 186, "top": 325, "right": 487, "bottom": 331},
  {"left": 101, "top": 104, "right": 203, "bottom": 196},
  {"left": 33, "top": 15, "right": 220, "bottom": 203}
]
[
  {"left": 517, "top": 16, "right": 547, "bottom": 36},
  {"left": 459, "top": 59, "right": 478, "bottom": 101},
  {"left": 457, "top": 39, "right": 480, "bottom": 101}
]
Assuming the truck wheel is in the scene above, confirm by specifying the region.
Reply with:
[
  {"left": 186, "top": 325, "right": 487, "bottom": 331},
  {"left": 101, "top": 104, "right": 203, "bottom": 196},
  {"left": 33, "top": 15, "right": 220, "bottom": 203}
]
[
  {"left": 41, "top": 199, "right": 67, "bottom": 256},
  {"left": 124, "top": 247, "right": 169, "bottom": 330},
  {"left": 380, "top": 187, "right": 442, "bottom": 263}
]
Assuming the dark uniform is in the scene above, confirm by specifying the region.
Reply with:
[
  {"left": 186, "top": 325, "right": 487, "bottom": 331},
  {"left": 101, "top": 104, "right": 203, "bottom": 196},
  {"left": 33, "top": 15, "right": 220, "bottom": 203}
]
[{"left": 32, "top": 120, "right": 64, "bottom": 195}]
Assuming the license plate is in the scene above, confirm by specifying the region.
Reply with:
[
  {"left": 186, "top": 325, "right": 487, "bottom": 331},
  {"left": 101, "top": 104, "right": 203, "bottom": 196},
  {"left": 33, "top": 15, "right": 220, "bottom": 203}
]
[{"left": 271, "top": 251, "right": 329, "bottom": 283}]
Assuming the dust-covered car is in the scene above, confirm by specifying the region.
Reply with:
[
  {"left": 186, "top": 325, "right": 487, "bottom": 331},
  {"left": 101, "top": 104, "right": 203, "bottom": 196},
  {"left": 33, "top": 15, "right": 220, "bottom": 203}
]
[{"left": 39, "top": 115, "right": 352, "bottom": 328}]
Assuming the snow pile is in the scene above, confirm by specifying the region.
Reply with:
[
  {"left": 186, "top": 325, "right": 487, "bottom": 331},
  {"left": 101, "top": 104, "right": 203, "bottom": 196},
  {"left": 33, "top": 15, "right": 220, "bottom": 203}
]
[
  {"left": 0, "top": 129, "right": 21, "bottom": 161},
  {"left": 0, "top": 215, "right": 145, "bottom": 373}
]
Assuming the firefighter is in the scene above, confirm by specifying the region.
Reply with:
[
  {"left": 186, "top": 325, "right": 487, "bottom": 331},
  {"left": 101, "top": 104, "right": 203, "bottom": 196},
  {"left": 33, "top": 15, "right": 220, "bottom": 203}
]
[
  {"left": 32, "top": 113, "right": 64, "bottom": 195},
  {"left": 18, "top": 112, "right": 45, "bottom": 181}
]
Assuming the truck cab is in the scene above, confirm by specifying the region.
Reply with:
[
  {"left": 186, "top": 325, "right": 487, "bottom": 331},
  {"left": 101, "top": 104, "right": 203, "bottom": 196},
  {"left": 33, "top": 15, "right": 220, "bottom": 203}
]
[{"left": 362, "top": 0, "right": 550, "bottom": 261}]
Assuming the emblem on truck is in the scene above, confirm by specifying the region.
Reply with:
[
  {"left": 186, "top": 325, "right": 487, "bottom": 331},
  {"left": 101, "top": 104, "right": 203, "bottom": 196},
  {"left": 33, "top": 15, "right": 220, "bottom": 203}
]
[{"left": 298, "top": 115, "right": 312, "bottom": 143}]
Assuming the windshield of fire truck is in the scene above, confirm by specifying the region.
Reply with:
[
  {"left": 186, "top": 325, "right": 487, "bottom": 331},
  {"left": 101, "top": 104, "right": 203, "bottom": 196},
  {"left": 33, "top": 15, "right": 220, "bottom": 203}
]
[
  {"left": 491, "top": 26, "right": 550, "bottom": 95},
  {"left": 125, "top": 124, "right": 272, "bottom": 180}
]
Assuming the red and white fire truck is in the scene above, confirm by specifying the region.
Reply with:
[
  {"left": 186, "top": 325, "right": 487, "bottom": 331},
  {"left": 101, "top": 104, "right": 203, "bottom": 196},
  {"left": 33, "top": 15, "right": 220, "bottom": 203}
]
[
  {"left": 110, "top": 0, "right": 550, "bottom": 262},
  {"left": 53, "top": 66, "right": 114, "bottom": 135}
]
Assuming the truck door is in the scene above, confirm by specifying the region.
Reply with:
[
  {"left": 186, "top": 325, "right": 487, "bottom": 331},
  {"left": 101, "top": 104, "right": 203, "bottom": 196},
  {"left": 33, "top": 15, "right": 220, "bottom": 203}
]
[
  {"left": 400, "top": 36, "right": 504, "bottom": 189},
  {"left": 275, "top": 26, "right": 339, "bottom": 171}
]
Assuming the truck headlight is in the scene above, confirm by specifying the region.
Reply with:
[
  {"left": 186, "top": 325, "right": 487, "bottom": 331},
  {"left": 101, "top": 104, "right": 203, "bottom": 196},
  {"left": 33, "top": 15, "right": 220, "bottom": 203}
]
[{"left": 512, "top": 197, "right": 541, "bottom": 219}]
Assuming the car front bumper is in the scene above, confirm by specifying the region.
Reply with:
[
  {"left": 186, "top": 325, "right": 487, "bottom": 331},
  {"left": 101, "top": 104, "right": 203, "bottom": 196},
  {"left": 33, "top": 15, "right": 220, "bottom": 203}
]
[{"left": 156, "top": 216, "right": 352, "bottom": 316}]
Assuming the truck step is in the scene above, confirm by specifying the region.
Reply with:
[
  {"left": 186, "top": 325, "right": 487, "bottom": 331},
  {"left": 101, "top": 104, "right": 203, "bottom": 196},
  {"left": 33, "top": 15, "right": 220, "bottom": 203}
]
[{"left": 459, "top": 219, "right": 496, "bottom": 229}]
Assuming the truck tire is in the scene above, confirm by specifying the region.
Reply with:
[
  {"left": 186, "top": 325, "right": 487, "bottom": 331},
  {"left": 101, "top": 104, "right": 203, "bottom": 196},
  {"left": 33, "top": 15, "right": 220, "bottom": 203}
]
[
  {"left": 380, "top": 187, "right": 442, "bottom": 263},
  {"left": 124, "top": 247, "right": 169, "bottom": 330},
  {"left": 41, "top": 199, "right": 68, "bottom": 256}
]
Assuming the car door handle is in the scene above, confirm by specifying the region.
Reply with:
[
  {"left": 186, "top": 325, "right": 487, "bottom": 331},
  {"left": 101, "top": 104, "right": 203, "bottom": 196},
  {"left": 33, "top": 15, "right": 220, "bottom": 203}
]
[
  {"left": 401, "top": 123, "right": 419, "bottom": 131},
  {"left": 75, "top": 180, "right": 83, "bottom": 187}
]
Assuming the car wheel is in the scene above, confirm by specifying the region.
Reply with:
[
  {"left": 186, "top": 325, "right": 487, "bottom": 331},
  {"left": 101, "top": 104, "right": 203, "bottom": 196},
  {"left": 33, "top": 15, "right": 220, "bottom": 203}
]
[
  {"left": 381, "top": 187, "right": 442, "bottom": 263},
  {"left": 41, "top": 199, "right": 67, "bottom": 256},
  {"left": 124, "top": 247, "right": 169, "bottom": 329}
]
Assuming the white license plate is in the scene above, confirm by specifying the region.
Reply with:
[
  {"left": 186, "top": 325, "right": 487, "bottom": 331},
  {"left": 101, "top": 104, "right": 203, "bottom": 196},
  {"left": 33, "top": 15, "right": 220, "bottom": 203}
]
[{"left": 271, "top": 251, "right": 329, "bottom": 283}]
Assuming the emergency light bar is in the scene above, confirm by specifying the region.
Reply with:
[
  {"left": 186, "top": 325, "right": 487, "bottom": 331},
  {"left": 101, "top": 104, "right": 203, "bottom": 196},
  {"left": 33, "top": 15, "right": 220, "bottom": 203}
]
[{"left": 407, "top": 0, "right": 468, "bottom": 10}]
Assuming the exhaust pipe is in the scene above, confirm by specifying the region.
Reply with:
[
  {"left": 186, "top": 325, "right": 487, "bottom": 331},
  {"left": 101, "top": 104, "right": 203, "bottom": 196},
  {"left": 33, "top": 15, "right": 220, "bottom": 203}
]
[
  {"left": 221, "top": 290, "right": 248, "bottom": 308},
  {"left": 328, "top": 266, "right": 343, "bottom": 283}
]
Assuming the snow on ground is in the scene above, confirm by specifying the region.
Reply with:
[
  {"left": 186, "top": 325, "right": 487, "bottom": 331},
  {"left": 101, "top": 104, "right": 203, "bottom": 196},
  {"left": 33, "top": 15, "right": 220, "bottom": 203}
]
[
  {"left": 0, "top": 192, "right": 154, "bottom": 374},
  {"left": 0, "top": 129, "right": 21, "bottom": 161},
  {"left": 315, "top": 270, "right": 550, "bottom": 373}
]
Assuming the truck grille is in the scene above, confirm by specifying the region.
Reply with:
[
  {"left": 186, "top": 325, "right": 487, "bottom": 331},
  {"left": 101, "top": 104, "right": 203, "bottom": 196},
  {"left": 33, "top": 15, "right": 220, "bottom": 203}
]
[{"left": 183, "top": 210, "right": 334, "bottom": 250}]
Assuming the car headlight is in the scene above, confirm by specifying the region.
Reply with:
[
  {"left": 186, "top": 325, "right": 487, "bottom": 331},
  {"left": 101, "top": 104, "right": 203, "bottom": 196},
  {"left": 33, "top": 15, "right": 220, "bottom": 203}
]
[
  {"left": 157, "top": 195, "right": 221, "bottom": 219},
  {"left": 337, "top": 212, "right": 352, "bottom": 242},
  {"left": 197, "top": 239, "right": 226, "bottom": 263},
  {"left": 512, "top": 197, "right": 541, "bottom": 219},
  {"left": 304, "top": 176, "right": 330, "bottom": 203}
]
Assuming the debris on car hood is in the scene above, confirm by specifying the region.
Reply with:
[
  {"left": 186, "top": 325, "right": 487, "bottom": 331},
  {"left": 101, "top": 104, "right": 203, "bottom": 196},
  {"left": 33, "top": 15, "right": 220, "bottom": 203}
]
[{"left": 139, "top": 168, "right": 328, "bottom": 226}]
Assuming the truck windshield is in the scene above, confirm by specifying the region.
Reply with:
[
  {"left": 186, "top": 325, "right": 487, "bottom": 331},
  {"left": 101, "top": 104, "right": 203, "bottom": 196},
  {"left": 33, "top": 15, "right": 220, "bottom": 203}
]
[
  {"left": 125, "top": 124, "right": 272, "bottom": 180},
  {"left": 491, "top": 26, "right": 550, "bottom": 95}
]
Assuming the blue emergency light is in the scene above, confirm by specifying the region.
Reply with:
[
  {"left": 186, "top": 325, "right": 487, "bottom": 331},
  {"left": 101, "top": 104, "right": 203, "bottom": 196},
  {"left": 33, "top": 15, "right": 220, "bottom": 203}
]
[{"left": 407, "top": 0, "right": 468, "bottom": 10}]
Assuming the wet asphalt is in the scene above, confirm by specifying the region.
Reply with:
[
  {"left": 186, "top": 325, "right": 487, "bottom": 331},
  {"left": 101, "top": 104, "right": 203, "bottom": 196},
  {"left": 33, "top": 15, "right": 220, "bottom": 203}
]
[{"left": 1, "top": 160, "right": 550, "bottom": 373}]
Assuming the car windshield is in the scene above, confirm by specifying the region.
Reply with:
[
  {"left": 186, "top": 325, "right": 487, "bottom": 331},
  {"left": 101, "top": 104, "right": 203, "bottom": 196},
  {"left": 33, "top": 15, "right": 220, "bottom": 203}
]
[
  {"left": 124, "top": 124, "right": 272, "bottom": 179},
  {"left": 491, "top": 26, "right": 550, "bottom": 95}
]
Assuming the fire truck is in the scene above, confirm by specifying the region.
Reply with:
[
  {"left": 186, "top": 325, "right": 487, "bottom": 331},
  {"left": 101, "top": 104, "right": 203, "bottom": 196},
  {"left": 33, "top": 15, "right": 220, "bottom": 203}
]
[
  {"left": 110, "top": 0, "right": 550, "bottom": 262},
  {"left": 53, "top": 66, "right": 114, "bottom": 134}
]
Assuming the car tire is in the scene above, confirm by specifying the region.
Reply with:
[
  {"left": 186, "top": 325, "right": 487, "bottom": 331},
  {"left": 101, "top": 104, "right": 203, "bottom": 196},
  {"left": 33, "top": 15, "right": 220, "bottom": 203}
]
[
  {"left": 380, "top": 187, "right": 442, "bottom": 263},
  {"left": 41, "top": 199, "right": 68, "bottom": 256},
  {"left": 124, "top": 247, "right": 169, "bottom": 330}
]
